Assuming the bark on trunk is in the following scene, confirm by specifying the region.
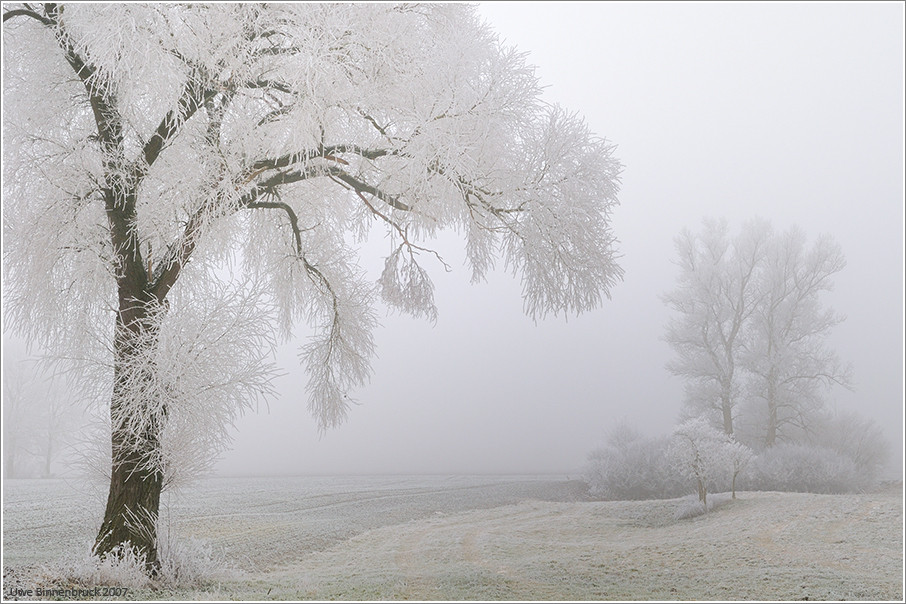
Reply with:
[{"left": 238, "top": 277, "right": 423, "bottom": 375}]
[
  {"left": 94, "top": 290, "right": 165, "bottom": 573},
  {"left": 720, "top": 394, "right": 734, "bottom": 436},
  {"left": 94, "top": 450, "right": 164, "bottom": 571},
  {"left": 765, "top": 385, "right": 778, "bottom": 448},
  {"left": 43, "top": 438, "right": 52, "bottom": 478}
]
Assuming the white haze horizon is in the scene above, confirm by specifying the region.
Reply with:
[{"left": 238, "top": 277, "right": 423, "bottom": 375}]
[{"left": 2, "top": 2, "right": 903, "bottom": 480}]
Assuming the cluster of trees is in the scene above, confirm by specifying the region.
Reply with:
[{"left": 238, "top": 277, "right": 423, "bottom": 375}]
[
  {"left": 584, "top": 420, "right": 749, "bottom": 505},
  {"left": 586, "top": 219, "right": 889, "bottom": 505},
  {"left": 663, "top": 218, "right": 851, "bottom": 448},
  {"left": 2, "top": 3, "right": 622, "bottom": 570}
]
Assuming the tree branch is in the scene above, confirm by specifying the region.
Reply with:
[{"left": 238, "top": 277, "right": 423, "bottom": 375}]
[
  {"left": 243, "top": 196, "right": 335, "bottom": 298},
  {"left": 2, "top": 7, "right": 53, "bottom": 25},
  {"left": 140, "top": 76, "right": 214, "bottom": 170},
  {"left": 245, "top": 199, "right": 314, "bottom": 257},
  {"left": 356, "top": 108, "right": 393, "bottom": 141},
  {"left": 244, "top": 78, "right": 294, "bottom": 95},
  {"left": 250, "top": 145, "right": 393, "bottom": 173},
  {"left": 333, "top": 176, "right": 450, "bottom": 271},
  {"left": 329, "top": 169, "right": 411, "bottom": 212},
  {"left": 39, "top": 4, "right": 150, "bottom": 293}
]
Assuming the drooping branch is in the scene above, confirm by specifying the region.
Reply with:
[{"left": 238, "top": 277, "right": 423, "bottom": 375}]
[
  {"left": 245, "top": 199, "right": 313, "bottom": 258},
  {"left": 329, "top": 174, "right": 450, "bottom": 272},
  {"left": 241, "top": 196, "right": 339, "bottom": 327}
]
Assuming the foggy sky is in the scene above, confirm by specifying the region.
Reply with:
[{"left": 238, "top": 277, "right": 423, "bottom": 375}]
[
  {"left": 213, "top": 1, "right": 904, "bottom": 477},
  {"left": 4, "top": 2, "right": 904, "bottom": 478}
]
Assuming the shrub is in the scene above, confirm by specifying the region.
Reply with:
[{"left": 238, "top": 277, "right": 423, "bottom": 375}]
[
  {"left": 742, "top": 443, "right": 870, "bottom": 493},
  {"left": 674, "top": 492, "right": 733, "bottom": 520},
  {"left": 584, "top": 422, "right": 686, "bottom": 500},
  {"left": 40, "top": 516, "right": 236, "bottom": 590},
  {"left": 810, "top": 410, "right": 891, "bottom": 484},
  {"left": 49, "top": 543, "right": 154, "bottom": 590}
]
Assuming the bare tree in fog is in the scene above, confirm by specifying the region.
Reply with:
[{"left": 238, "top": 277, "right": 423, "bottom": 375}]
[
  {"left": 663, "top": 218, "right": 771, "bottom": 435},
  {"left": 744, "top": 226, "right": 851, "bottom": 446},
  {"left": 810, "top": 410, "right": 890, "bottom": 482},
  {"left": 2, "top": 3, "right": 622, "bottom": 570},
  {"left": 3, "top": 364, "right": 33, "bottom": 478},
  {"left": 665, "top": 220, "right": 850, "bottom": 447},
  {"left": 2, "top": 360, "right": 79, "bottom": 478}
]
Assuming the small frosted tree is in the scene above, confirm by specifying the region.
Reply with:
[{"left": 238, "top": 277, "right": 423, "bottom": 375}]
[
  {"left": 670, "top": 418, "right": 732, "bottom": 510},
  {"left": 726, "top": 439, "right": 753, "bottom": 499},
  {"left": 2, "top": 4, "right": 622, "bottom": 569}
]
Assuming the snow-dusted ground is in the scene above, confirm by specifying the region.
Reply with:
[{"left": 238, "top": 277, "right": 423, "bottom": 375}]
[{"left": 2, "top": 476, "right": 902, "bottom": 600}]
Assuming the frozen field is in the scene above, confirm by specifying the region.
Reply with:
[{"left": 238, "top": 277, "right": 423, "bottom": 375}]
[{"left": 2, "top": 476, "right": 902, "bottom": 600}]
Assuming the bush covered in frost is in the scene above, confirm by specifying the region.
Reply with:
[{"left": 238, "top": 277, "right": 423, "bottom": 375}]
[
  {"left": 52, "top": 543, "right": 153, "bottom": 589},
  {"left": 742, "top": 443, "right": 870, "bottom": 494},
  {"left": 810, "top": 410, "right": 891, "bottom": 484},
  {"left": 585, "top": 410, "right": 888, "bottom": 501},
  {"left": 43, "top": 530, "right": 235, "bottom": 590},
  {"left": 583, "top": 422, "right": 686, "bottom": 500}
]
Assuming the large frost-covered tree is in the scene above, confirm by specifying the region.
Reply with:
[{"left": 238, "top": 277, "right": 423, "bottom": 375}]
[
  {"left": 1, "top": 4, "right": 622, "bottom": 569},
  {"left": 744, "top": 226, "right": 850, "bottom": 447},
  {"left": 663, "top": 218, "right": 771, "bottom": 435}
]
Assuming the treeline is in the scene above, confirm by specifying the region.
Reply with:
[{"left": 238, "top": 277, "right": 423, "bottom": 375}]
[{"left": 584, "top": 412, "right": 890, "bottom": 502}]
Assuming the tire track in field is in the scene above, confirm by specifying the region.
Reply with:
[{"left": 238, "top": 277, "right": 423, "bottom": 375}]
[{"left": 393, "top": 524, "right": 440, "bottom": 599}]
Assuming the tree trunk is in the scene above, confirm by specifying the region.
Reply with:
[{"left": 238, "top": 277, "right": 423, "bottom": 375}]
[
  {"left": 765, "top": 396, "right": 778, "bottom": 447},
  {"left": 4, "top": 449, "right": 16, "bottom": 479},
  {"left": 720, "top": 393, "right": 734, "bottom": 435},
  {"left": 43, "top": 436, "right": 52, "bottom": 478},
  {"left": 763, "top": 365, "right": 778, "bottom": 447},
  {"left": 94, "top": 448, "right": 163, "bottom": 571},
  {"left": 94, "top": 292, "right": 165, "bottom": 573}
]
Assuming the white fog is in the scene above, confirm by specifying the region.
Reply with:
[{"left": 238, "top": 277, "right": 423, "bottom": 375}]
[{"left": 1, "top": 2, "right": 902, "bottom": 601}]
